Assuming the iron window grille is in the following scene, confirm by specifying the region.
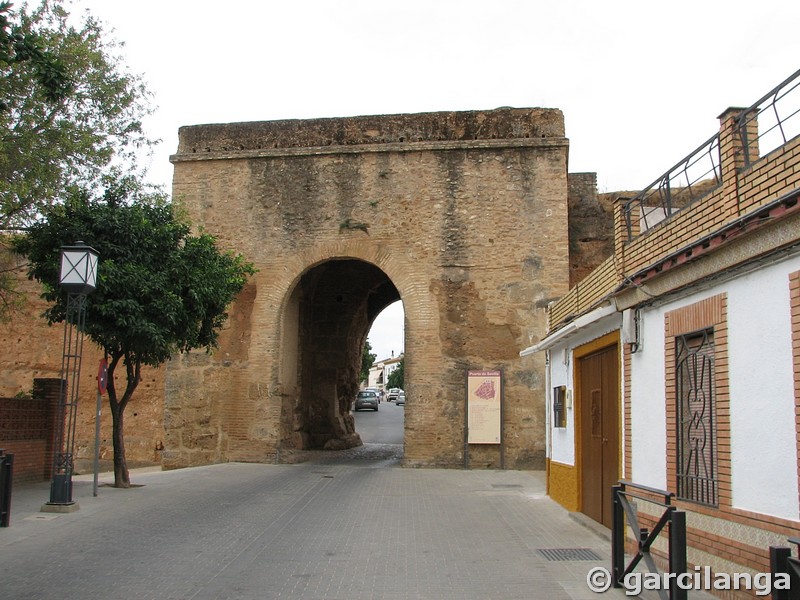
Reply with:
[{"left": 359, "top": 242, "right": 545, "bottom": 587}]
[
  {"left": 675, "top": 329, "right": 718, "bottom": 506},
  {"left": 553, "top": 386, "right": 567, "bottom": 429}
]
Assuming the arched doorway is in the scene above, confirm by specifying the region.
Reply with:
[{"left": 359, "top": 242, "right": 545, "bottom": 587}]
[{"left": 280, "top": 258, "right": 400, "bottom": 451}]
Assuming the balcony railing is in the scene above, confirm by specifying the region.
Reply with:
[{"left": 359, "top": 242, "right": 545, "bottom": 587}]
[
  {"left": 622, "top": 134, "right": 721, "bottom": 242},
  {"left": 738, "top": 68, "right": 800, "bottom": 167},
  {"left": 622, "top": 68, "right": 800, "bottom": 242}
]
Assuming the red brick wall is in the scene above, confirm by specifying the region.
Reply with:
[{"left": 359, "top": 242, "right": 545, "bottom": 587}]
[
  {"left": 0, "top": 440, "right": 48, "bottom": 484},
  {"left": 0, "top": 379, "right": 62, "bottom": 484}
]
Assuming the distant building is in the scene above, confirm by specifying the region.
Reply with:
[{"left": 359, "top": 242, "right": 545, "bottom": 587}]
[{"left": 367, "top": 353, "right": 403, "bottom": 391}]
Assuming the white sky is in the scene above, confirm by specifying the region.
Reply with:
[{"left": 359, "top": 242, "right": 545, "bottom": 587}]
[{"left": 62, "top": 0, "right": 800, "bottom": 361}]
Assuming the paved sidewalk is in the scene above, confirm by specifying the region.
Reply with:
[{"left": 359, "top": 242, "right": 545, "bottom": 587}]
[{"left": 1, "top": 446, "right": 632, "bottom": 600}]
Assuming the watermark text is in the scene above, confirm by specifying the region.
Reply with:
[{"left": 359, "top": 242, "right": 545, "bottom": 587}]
[{"left": 586, "top": 565, "right": 789, "bottom": 596}]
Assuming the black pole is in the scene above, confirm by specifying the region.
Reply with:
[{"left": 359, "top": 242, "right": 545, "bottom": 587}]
[
  {"left": 611, "top": 483, "right": 625, "bottom": 587},
  {"left": 0, "top": 449, "right": 13, "bottom": 527},
  {"left": 47, "top": 293, "right": 87, "bottom": 508},
  {"left": 668, "top": 510, "right": 687, "bottom": 600},
  {"left": 769, "top": 546, "right": 791, "bottom": 600}
]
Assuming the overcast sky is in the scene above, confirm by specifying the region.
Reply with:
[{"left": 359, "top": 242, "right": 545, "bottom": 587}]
[{"left": 64, "top": 0, "right": 800, "bottom": 361}]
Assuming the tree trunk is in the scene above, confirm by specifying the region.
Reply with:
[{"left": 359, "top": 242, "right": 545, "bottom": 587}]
[
  {"left": 110, "top": 400, "right": 129, "bottom": 488},
  {"left": 106, "top": 353, "right": 140, "bottom": 488}
]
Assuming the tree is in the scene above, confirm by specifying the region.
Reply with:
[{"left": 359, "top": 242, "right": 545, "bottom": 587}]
[
  {"left": 13, "top": 174, "right": 256, "bottom": 488},
  {"left": 1, "top": 0, "right": 154, "bottom": 230},
  {"left": 387, "top": 357, "right": 404, "bottom": 389},
  {"left": 360, "top": 339, "right": 376, "bottom": 382},
  {"left": 0, "top": 1, "right": 71, "bottom": 107}
]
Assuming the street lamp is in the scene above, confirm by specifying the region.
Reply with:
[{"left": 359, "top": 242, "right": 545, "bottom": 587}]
[
  {"left": 59, "top": 242, "right": 99, "bottom": 295},
  {"left": 44, "top": 242, "right": 99, "bottom": 511}
]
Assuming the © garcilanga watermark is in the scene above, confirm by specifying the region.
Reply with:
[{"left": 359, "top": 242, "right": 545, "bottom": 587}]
[{"left": 586, "top": 565, "right": 790, "bottom": 596}]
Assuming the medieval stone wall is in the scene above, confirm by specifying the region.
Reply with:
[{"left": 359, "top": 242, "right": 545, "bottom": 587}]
[
  {"left": 0, "top": 107, "right": 619, "bottom": 475},
  {"left": 567, "top": 172, "right": 618, "bottom": 287},
  {"left": 165, "top": 108, "right": 572, "bottom": 470},
  {"left": 0, "top": 255, "right": 165, "bottom": 475}
]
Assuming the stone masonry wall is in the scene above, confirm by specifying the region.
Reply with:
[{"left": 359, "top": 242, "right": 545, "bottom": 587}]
[
  {"left": 1, "top": 108, "right": 617, "bottom": 474},
  {"left": 0, "top": 263, "right": 165, "bottom": 475},
  {"left": 567, "top": 172, "right": 617, "bottom": 287},
  {"left": 166, "top": 108, "right": 572, "bottom": 470}
]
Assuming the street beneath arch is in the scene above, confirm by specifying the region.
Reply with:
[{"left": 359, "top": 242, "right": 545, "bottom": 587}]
[{"left": 353, "top": 397, "right": 404, "bottom": 445}]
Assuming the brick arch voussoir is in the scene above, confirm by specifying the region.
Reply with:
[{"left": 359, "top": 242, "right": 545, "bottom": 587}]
[{"left": 276, "top": 239, "right": 436, "bottom": 333}]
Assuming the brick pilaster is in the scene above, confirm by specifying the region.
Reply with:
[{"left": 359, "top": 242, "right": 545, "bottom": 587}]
[{"left": 717, "top": 106, "right": 754, "bottom": 219}]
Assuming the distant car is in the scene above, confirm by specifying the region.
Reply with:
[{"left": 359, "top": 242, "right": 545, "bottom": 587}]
[
  {"left": 354, "top": 390, "right": 379, "bottom": 411},
  {"left": 387, "top": 388, "right": 401, "bottom": 402},
  {"left": 395, "top": 391, "right": 405, "bottom": 406},
  {"left": 365, "top": 387, "right": 383, "bottom": 403}
]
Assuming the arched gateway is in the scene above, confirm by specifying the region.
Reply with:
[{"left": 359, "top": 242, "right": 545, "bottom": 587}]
[{"left": 164, "top": 108, "right": 570, "bottom": 469}]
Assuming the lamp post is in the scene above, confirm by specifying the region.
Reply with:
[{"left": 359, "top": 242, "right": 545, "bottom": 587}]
[{"left": 44, "top": 242, "right": 99, "bottom": 511}]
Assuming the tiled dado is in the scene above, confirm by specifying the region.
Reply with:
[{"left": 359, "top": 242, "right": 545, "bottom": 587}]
[{"left": 636, "top": 506, "right": 793, "bottom": 572}]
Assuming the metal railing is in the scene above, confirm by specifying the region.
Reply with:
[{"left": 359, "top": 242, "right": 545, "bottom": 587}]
[
  {"left": 612, "top": 481, "right": 688, "bottom": 600},
  {"left": 770, "top": 538, "right": 800, "bottom": 600},
  {"left": 738, "top": 68, "right": 800, "bottom": 168},
  {"left": 622, "top": 134, "right": 721, "bottom": 242},
  {"left": 622, "top": 68, "right": 800, "bottom": 242}
]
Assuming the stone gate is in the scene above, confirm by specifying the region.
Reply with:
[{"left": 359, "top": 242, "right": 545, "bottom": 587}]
[{"left": 164, "top": 108, "right": 571, "bottom": 469}]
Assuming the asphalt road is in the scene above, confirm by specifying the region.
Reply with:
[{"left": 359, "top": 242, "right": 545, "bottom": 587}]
[{"left": 353, "top": 397, "right": 404, "bottom": 445}]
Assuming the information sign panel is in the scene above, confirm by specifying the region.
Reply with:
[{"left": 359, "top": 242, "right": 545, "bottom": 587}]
[{"left": 467, "top": 370, "right": 502, "bottom": 444}]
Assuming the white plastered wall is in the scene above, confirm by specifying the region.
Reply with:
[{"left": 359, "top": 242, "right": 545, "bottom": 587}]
[
  {"left": 547, "top": 317, "right": 622, "bottom": 468},
  {"left": 727, "top": 256, "right": 799, "bottom": 520},
  {"left": 629, "top": 254, "right": 800, "bottom": 520},
  {"left": 629, "top": 311, "right": 668, "bottom": 490},
  {"left": 548, "top": 346, "right": 574, "bottom": 465}
]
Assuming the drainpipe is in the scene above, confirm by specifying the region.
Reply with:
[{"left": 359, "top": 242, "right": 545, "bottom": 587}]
[{"left": 544, "top": 349, "right": 552, "bottom": 487}]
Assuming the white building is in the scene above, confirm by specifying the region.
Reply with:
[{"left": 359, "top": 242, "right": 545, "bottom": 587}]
[
  {"left": 367, "top": 353, "right": 403, "bottom": 391},
  {"left": 522, "top": 71, "right": 800, "bottom": 589}
]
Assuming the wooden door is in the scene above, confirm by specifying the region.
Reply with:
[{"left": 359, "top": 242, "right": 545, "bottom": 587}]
[{"left": 579, "top": 344, "right": 619, "bottom": 528}]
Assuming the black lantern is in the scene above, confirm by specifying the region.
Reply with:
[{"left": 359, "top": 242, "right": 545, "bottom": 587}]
[{"left": 59, "top": 242, "right": 99, "bottom": 294}]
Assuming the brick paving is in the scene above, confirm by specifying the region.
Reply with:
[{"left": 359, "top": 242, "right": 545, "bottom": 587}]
[{"left": 1, "top": 444, "right": 633, "bottom": 600}]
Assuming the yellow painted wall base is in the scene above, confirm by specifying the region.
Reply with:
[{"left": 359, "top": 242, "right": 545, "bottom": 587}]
[{"left": 547, "top": 459, "right": 580, "bottom": 512}]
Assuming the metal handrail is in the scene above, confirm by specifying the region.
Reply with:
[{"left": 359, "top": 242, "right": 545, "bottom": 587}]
[
  {"left": 737, "top": 68, "right": 800, "bottom": 168},
  {"left": 623, "top": 69, "right": 800, "bottom": 242},
  {"left": 612, "top": 481, "right": 687, "bottom": 600},
  {"left": 0, "top": 449, "right": 13, "bottom": 527},
  {"left": 769, "top": 538, "right": 800, "bottom": 600},
  {"left": 622, "top": 133, "right": 721, "bottom": 242}
]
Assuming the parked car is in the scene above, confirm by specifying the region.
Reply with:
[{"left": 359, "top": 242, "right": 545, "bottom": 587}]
[
  {"left": 354, "top": 390, "right": 379, "bottom": 411},
  {"left": 395, "top": 391, "right": 406, "bottom": 406},
  {"left": 387, "top": 388, "right": 402, "bottom": 402},
  {"left": 365, "top": 387, "right": 383, "bottom": 403}
]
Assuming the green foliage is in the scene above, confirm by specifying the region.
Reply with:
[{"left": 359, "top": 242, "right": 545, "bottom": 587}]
[
  {"left": 360, "top": 339, "right": 376, "bottom": 382},
  {"left": 0, "top": 0, "right": 154, "bottom": 229},
  {"left": 339, "top": 218, "right": 369, "bottom": 234},
  {"left": 387, "top": 357, "right": 404, "bottom": 389},
  {"left": 13, "top": 173, "right": 256, "bottom": 487},
  {"left": 0, "top": 1, "right": 71, "bottom": 106},
  {"left": 13, "top": 174, "right": 256, "bottom": 368}
]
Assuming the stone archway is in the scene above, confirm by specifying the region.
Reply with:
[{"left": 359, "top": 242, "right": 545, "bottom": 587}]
[
  {"left": 283, "top": 258, "right": 399, "bottom": 451},
  {"left": 163, "top": 108, "right": 570, "bottom": 470}
]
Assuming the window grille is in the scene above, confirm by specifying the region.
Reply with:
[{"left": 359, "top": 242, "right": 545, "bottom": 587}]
[
  {"left": 553, "top": 386, "right": 566, "bottom": 429},
  {"left": 675, "top": 329, "right": 718, "bottom": 506}
]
